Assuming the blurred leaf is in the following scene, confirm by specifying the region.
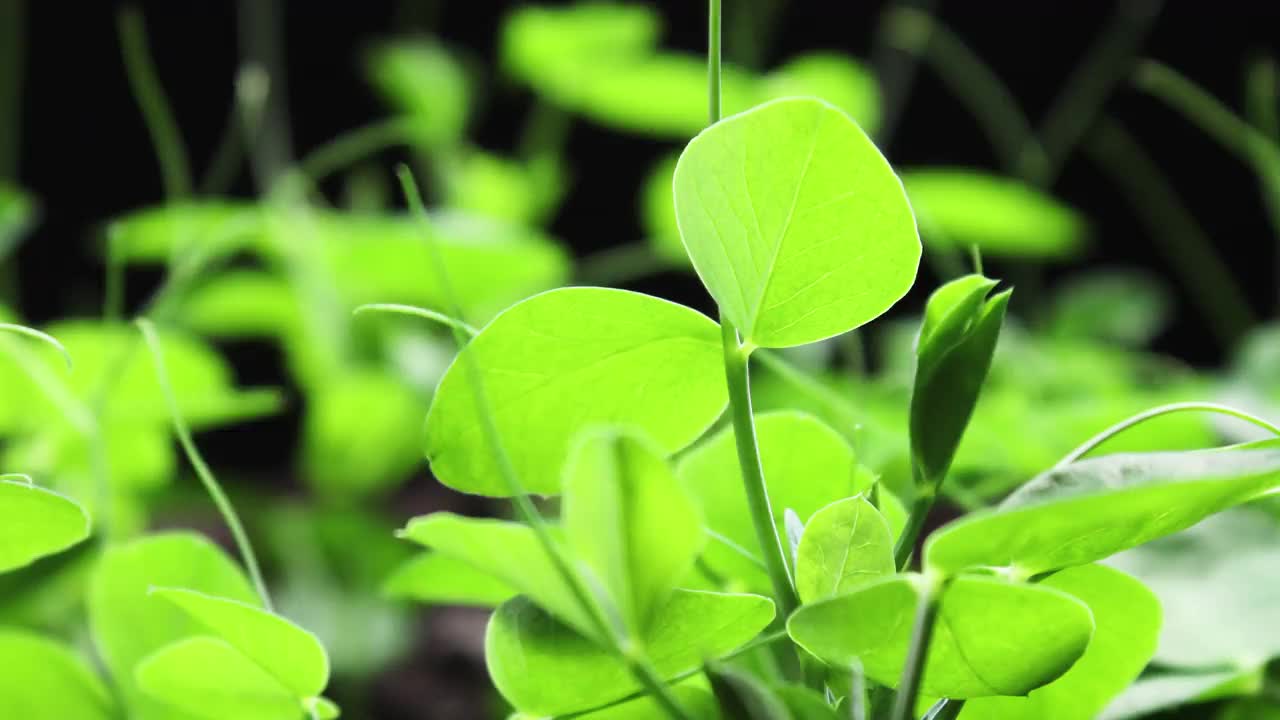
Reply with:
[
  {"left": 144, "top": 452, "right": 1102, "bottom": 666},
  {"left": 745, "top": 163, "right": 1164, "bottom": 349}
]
[
  {"left": 677, "top": 411, "right": 873, "bottom": 591},
  {"left": 707, "top": 662, "right": 792, "bottom": 720},
  {"left": 89, "top": 533, "right": 259, "bottom": 720},
  {"left": 787, "top": 574, "right": 1093, "bottom": 698},
  {"left": 774, "top": 685, "right": 843, "bottom": 720},
  {"left": 903, "top": 169, "right": 1086, "bottom": 259},
  {"left": 763, "top": 54, "right": 881, "bottom": 133},
  {"left": 795, "top": 495, "right": 894, "bottom": 604},
  {"left": 563, "top": 430, "right": 704, "bottom": 635},
  {"left": 442, "top": 149, "right": 564, "bottom": 225},
  {"left": 958, "top": 564, "right": 1161, "bottom": 720},
  {"left": 107, "top": 201, "right": 259, "bottom": 262},
  {"left": 0, "top": 183, "right": 36, "bottom": 260},
  {"left": 925, "top": 441, "right": 1280, "bottom": 576},
  {"left": 0, "top": 630, "right": 115, "bottom": 720},
  {"left": 176, "top": 270, "right": 299, "bottom": 339},
  {"left": 673, "top": 98, "right": 919, "bottom": 348},
  {"left": 399, "top": 512, "right": 595, "bottom": 638},
  {"left": 641, "top": 153, "right": 686, "bottom": 263},
  {"left": 502, "top": 4, "right": 659, "bottom": 83},
  {"left": 0, "top": 478, "right": 90, "bottom": 573},
  {"left": 382, "top": 552, "right": 517, "bottom": 606},
  {"left": 367, "top": 39, "right": 469, "bottom": 148},
  {"left": 151, "top": 587, "right": 329, "bottom": 700},
  {"left": 1218, "top": 699, "right": 1280, "bottom": 720},
  {"left": 1048, "top": 270, "right": 1172, "bottom": 346},
  {"left": 424, "top": 287, "right": 726, "bottom": 496},
  {"left": 487, "top": 590, "right": 774, "bottom": 716},
  {"left": 1100, "top": 669, "right": 1260, "bottom": 720},
  {"left": 570, "top": 684, "right": 721, "bottom": 719},
  {"left": 135, "top": 636, "right": 301, "bottom": 720},
  {"left": 1108, "top": 506, "right": 1280, "bottom": 669},
  {"left": 303, "top": 369, "right": 425, "bottom": 499}
]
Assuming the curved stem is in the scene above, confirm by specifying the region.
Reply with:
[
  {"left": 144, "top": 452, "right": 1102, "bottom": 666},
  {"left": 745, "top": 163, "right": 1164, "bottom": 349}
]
[
  {"left": 296, "top": 117, "right": 419, "bottom": 186},
  {"left": 137, "top": 318, "right": 273, "bottom": 611},
  {"left": 924, "top": 698, "right": 965, "bottom": 720},
  {"left": 722, "top": 321, "right": 799, "bottom": 619},
  {"left": 0, "top": 323, "right": 71, "bottom": 369},
  {"left": 352, "top": 303, "right": 479, "bottom": 337},
  {"left": 117, "top": 6, "right": 191, "bottom": 200},
  {"left": 891, "top": 576, "right": 947, "bottom": 720},
  {"left": 1055, "top": 401, "right": 1280, "bottom": 469}
]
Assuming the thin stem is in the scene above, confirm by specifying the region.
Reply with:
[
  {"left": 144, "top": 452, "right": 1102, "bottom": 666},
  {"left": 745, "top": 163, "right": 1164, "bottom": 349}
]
[
  {"left": 395, "top": 168, "right": 691, "bottom": 720},
  {"left": 891, "top": 576, "right": 946, "bottom": 720},
  {"left": 870, "top": 0, "right": 940, "bottom": 149},
  {"left": 924, "top": 698, "right": 965, "bottom": 720},
  {"left": 0, "top": 323, "right": 71, "bottom": 369},
  {"left": 117, "top": 6, "right": 192, "bottom": 200},
  {"left": 1027, "top": 0, "right": 1163, "bottom": 183},
  {"left": 1084, "top": 119, "right": 1255, "bottom": 345},
  {"left": 968, "top": 245, "right": 984, "bottom": 275},
  {"left": 1055, "top": 401, "right": 1280, "bottom": 468},
  {"left": 708, "top": 0, "right": 722, "bottom": 125},
  {"left": 136, "top": 318, "right": 273, "bottom": 611},
  {"left": 296, "top": 117, "right": 419, "bottom": 186},
  {"left": 722, "top": 320, "right": 799, "bottom": 619},
  {"left": 352, "top": 303, "right": 479, "bottom": 337},
  {"left": 893, "top": 477, "right": 933, "bottom": 570}
]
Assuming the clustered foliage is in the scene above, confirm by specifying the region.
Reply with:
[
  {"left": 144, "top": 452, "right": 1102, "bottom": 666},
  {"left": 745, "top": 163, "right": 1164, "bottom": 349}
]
[{"left": 3, "top": 3, "right": 1280, "bottom": 720}]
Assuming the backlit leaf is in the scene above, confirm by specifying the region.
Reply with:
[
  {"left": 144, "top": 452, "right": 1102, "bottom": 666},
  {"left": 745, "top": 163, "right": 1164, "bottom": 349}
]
[
  {"left": 959, "top": 564, "right": 1161, "bottom": 720},
  {"left": 673, "top": 98, "right": 919, "bottom": 348},
  {"left": 926, "top": 441, "right": 1280, "bottom": 576},
  {"left": 0, "top": 479, "right": 90, "bottom": 573},
  {"left": 486, "top": 590, "right": 774, "bottom": 716},
  {"left": 795, "top": 495, "right": 895, "bottom": 603},
  {"left": 382, "top": 552, "right": 517, "bottom": 607},
  {"left": 787, "top": 574, "right": 1094, "bottom": 698},
  {"left": 135, "top": 637, "right": 300, "bottom": 720},
  {"left": 424, "top": 287, "right": 726, "bottom": 496},
  {"left": 563, "top": 430, "right": 704, "bottom": 635},
  {"left": 0, "top": 630, "right": 115, "bottom": 720}
]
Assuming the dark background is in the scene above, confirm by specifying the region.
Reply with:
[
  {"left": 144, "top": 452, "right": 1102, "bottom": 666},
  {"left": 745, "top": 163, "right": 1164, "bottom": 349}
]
[
  {"left": 11, "top": 1, "right": 1280, "bottom": 366},
  {"left": 8, "top": 2, "right": 1280, "bottom": 718}
]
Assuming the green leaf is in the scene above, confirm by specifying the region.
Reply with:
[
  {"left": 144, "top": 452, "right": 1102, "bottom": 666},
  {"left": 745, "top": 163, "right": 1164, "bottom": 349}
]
[
  {"left": 902, "top": 169, "right": 1086, "bottom": 259},
  {"left": 1108, "top": 506, "right": 1280, "bottom": 669},
  {"left": 787, "top": 574, "right": 1094, "bottom": 698},
  {"left": 925, "top": 441, "right": 1280, "bottom": 576},
  {"left": 563, "top": 430, "right": 704, "bottom": 635},
  {"left": 442, "top": 149, "right": 564, "bottom": 225},
  {"left": 502, "top": 4, "right": 659, "bottom": 84},
  {"left": 0, "top": 478, "right": 90, "bottom": 572},
  {"left": 1100, "top": 669, "right": 1259, "bottom": 720},
  {"left": 176, "top": 270, "right": 299, "bottom": 339},
  {"left": 673, "top": 97, "right": 919, "bottom": 348},
  {"left": 678, "top": 411, "right": 873, "bottom": 589},
  {"left": 958, "top": 564, "right": 1161, "bottom": 720},
  {"left": 302, "top": 370, "right": 425, "bottom": 499},
  {"left": 795, "top": 495, "right": 895, "bottom": 603},
  {"left": 150, "top": 587, "right": 329, "bottom": 700},
  {"left": 642, "top": 154, "right": 686, "bottom": 263},
  {"left": 107, "top": 201, "right": 260, "bottom": 263},
  {"left": 707, "top": 662, "right": 793, "bottom": 720},
  {"left": 398, "top": 512, "right": 595, "bottom": 638},
  {"left": 424, "top": 287, "right": 726, "bottom": 496},
  {"left": 763, "top": 54, "right": 881, "bottom": 133},
  {"left": 367, "top": 39, "right": 469, "bottom": 148},
  {"left": 89, "top": 533, "right": 260, "bottom": 720},
  {"left": 382, "top": 552, "right": 517, "bottom": 607},
  {"left": 486, "top": 590, "right": 774, "bottom": 716},
  {"left": 135, "top": 637, "right": 301, "bottom": 720},
  {"left": 1218, "top": 699, "right": 1280, "bottom": 720},
  {"left": 1048, "top": 271, "right": 1171, "bottom": 347},
  {"left": 0, "top": 630, "right": 116, "bottom": 720},
  {"left": 911, "top": 276, "right": 1011, "bottom": 486}
]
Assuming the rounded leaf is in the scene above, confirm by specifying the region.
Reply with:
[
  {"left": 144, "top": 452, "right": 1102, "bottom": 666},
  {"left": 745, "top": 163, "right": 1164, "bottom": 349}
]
[
  {"left": 0, "top": 479, "right": 90, "bottom": 573},
  {"left": 0, "top": 630, "right": 115, "bottom": 720},
  {"left": 795, "top": 495, "right": 895, "bottom": 604},
  {"left": 424, "top": 287, "right": 726, "bottom": 496},
  {"left": 673, "top": 97, "right": 919, "bottom": 348}
]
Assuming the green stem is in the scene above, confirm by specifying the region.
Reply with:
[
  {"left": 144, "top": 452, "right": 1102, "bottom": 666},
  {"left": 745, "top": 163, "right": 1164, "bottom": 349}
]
[
  {"left": 395, "top": 168, "right": 691, "bottom": 720},
  {"left": 352, "top": 303, "right": 479, "bottom": 337},
  {"left": 1055, "top": 401, "right": 1280, "bottom": 468},
  {"left": 722, "top": 321, "right": 799, "bottom": 618},
  {"left": 296, "top": 117, "right": 419, "bottom": 186},
  {"left": 136, "top": 318, "right": 272, "bottom": 610},
  {"left": 708, "top": 0, "right": 722, "bottom": 125},
  {"left": 891, "top": 576, "right": 946, "bottom": 720},
  {"left": 893, "top": 483, "right": 933, "bottom": 570},
  {"left": 117, "top": 6, "right": 192, "bottom": 200},
  {"left": 924, "top": 698, "right": 965, "bottom": 720}
]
